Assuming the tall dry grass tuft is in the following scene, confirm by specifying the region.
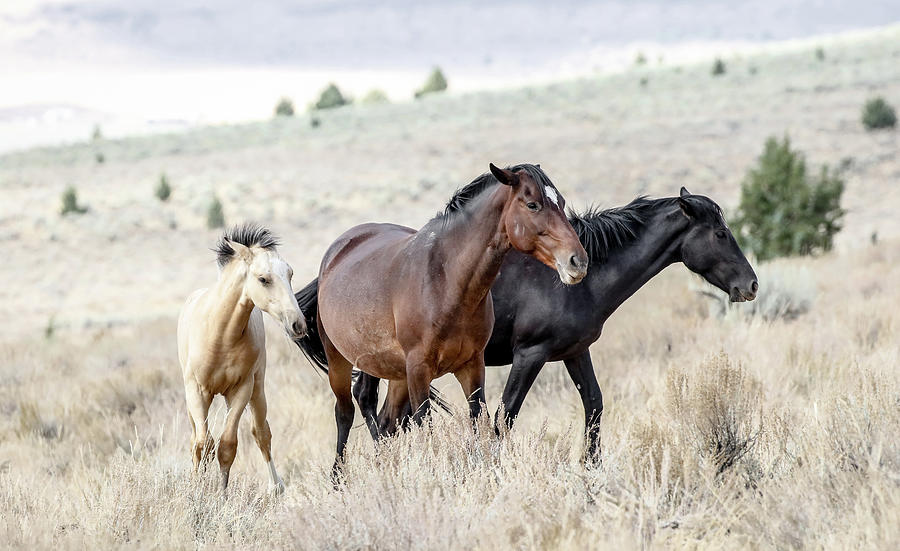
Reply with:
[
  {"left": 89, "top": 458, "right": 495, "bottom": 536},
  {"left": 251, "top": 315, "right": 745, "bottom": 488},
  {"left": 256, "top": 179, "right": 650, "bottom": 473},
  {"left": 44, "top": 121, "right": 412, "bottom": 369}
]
[{"left": 665, "top": 354, "right": 763, "bottom": 476}]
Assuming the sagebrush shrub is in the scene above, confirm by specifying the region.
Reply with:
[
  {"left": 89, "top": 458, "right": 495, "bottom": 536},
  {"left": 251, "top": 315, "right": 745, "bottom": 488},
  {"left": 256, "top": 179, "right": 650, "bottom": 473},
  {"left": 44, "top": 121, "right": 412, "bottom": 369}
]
[
  {"left": 732, "top": 135, "right": 845, "bottom": 261},
  {"left": 697, "top": 262, "right": 816, "bottom": 321},
  {"left": 207, "top": 196, "right": 224, "bottom": 229},
  {"left": 155, "top": 174, "right": 171, "bottom": 201},
  {"left": 666, "top": 354, "right": 763, "bottom": 475},
  {"left": 274, "top": 97, "right": 295, "bottom": 117},
  {"left": 415, "top": 67, "right": 448, "bottom": 98},
  {"left": 861, "top": 97, "right": 897, "bottom": 130},
  {"left": 361, "top": 89, "right": 389, "bottom": 105},
  {"left": 60, "top": 186, "right": 87, "bottom": 215},
  {"left": 712, "top": 58, "right": 726, "bottom": 76},
  {"left": 313, "top": 84, "right": 349, "bottom": 110}
]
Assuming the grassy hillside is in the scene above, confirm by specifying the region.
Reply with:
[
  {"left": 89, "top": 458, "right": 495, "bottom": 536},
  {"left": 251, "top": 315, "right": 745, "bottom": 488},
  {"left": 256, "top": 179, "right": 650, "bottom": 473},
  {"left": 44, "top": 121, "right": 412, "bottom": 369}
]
[{"left": 1, "top": 26, "right": 899, "bottom": 549}]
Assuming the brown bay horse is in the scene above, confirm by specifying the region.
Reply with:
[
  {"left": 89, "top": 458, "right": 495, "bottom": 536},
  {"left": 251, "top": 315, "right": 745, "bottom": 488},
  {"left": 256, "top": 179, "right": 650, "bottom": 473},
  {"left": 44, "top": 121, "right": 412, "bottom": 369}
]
[{"left": 295, "top": 164, "right": 588, "bottom": 474}]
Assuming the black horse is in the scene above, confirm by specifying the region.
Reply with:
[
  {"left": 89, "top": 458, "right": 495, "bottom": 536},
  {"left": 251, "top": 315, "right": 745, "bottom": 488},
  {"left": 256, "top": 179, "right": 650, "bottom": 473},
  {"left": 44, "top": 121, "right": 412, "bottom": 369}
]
[{"left": 299, "top": 187, "right": 758, "bottom": 459}]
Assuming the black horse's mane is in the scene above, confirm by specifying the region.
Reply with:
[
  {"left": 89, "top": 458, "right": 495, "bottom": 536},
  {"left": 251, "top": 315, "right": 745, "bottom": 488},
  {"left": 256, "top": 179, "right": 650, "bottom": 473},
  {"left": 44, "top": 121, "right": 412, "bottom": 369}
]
[
  {"left": 214, "top": 222, "right": 280, "bottom": 268},
  {"left": 440, "top": 163, "right": 557, "bottom": 218},
  {"left": 568, "top": 195, "right": 724, "bottom": 262}
]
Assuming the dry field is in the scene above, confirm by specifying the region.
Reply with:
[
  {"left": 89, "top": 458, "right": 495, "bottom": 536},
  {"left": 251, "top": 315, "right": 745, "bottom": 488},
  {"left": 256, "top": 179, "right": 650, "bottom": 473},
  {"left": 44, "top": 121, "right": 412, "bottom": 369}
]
[{"left": 1, "top": 27, "right": 900, "bottom": 549}]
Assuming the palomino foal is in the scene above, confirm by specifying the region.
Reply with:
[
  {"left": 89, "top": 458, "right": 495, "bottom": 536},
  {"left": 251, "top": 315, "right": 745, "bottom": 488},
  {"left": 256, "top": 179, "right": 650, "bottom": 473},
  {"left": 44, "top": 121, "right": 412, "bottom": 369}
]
[{"left": 177, "top": 224, "right": 306, "bottom": 493}]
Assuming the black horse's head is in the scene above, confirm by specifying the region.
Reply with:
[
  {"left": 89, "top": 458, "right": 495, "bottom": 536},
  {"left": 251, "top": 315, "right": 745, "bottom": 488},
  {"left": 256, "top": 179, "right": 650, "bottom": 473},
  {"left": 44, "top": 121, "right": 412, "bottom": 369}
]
[{"left": 677, "top": 187, "right": 758, "bottom": 302}]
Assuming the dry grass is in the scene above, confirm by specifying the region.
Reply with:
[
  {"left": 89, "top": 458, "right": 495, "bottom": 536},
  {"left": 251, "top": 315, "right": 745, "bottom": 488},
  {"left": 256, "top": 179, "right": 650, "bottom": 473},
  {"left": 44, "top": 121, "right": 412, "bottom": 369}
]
[
  {"left": 2, "top": 27, "right": 900, "bottom": 549},
  {"left": 1, "top": 241, "right": 899, "bottom": 549}
]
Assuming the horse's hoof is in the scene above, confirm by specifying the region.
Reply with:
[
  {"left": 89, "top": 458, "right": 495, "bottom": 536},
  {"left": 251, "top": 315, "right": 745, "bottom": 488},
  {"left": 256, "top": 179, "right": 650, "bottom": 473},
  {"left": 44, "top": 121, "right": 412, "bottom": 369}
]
[{"left": 271, "top": 477, "right": 285, "bottom": 496}]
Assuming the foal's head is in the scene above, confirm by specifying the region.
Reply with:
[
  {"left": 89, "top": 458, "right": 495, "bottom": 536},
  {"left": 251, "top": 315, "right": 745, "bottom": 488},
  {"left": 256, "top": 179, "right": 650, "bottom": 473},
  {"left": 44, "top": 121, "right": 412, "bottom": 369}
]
[
  {"left": 677, "top": 188, "right": 758, "bottom": 302},
  {"left": 215, "top": 224, "right": 307, "bottom": 337},
  {"left": 490, "top": 163, "right": 589, "bottom": 284}
]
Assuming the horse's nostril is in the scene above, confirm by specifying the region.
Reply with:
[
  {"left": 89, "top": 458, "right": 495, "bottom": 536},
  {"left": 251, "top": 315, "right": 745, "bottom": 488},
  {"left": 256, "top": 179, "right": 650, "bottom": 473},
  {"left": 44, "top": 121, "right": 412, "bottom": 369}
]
[
  {"left": 751, "top": 281, "right": 759, "bottom": 293},
  {"left": 569, "top": 255, "right": 584, "bottom": 270},
  {"left": 292, "top": 320, "right": 306, "bottom": 335}
]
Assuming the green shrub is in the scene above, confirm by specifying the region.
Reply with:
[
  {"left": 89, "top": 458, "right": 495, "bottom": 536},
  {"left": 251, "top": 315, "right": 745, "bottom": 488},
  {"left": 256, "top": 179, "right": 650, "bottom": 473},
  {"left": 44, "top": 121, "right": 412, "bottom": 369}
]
[
  {"left": 60, "top": 186, "right": 87, "bottom": 216},
  {"left": 815, "top": 46, "right": 825, "bottom": 61},
  {"left": 861, "top": 97, "right": 897, "bottom": 130},
  {"left": 635, "top": 52, "right": 647, "bottom": 65},
  {"left": 92, "top": 124, "right": 102, "bottom": 141},
  {"left": 207, "top": 196, "right": 225, "bottom": 229},
  {"left": 313, "top": 84, "right": 349, "bottom": 110},
  {"left": 95, "top": 152, "right": 105, "bottom": 164},
  {"left": 415, "top": 67, "right": 448, "bottom": 98},
  {"left": 732, "top": 136, "right": 845, "bottom": 261},
  {"left": 361, "top": 89, "right": 390, "bottom": 105},
  {"left": 274, "top": 97, "right": 295, "bottom": 117},
  {"left": 155, "top": 174, "right": 171, "bottom": 201},
  {"left": 711, "top": 58, "right": 726, "bottom": 76}
]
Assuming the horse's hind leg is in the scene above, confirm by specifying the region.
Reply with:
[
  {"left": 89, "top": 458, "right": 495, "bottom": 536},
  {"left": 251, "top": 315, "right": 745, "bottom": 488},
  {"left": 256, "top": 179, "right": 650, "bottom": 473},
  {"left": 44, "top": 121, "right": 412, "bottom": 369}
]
[
  {"left": 353, "top": 372, "right": 382, "bottom": 441},
  {"left": 377, "top": 379, "right": 411, "bottom": 437},
  {"left": 249, "top": 371, "right": 284, "bottom": 494},
  {"left": 184, "top": 380, "right": 214, "bottom": 471},
  {"left": 219, "top": 382, "right": 253, "bottom": 492},
  {"left": 454, "top": 355, "right": 487, "bottom": 425},
  {"left": 321, "top": 330, "right": 355, "bottom": 481}
]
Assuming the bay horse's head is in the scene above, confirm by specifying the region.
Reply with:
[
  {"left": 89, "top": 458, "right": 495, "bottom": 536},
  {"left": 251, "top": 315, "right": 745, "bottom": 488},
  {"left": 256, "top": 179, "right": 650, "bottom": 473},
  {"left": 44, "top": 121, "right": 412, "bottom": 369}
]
[
  {"left": 216, "top": 224, "right": 307, "bottom": 337},
  {"left": 490, "top": 163, "right": 589, "bottom": 284},
  {"left": 677, "top": 187, "right": 758, "bottom": 302}
]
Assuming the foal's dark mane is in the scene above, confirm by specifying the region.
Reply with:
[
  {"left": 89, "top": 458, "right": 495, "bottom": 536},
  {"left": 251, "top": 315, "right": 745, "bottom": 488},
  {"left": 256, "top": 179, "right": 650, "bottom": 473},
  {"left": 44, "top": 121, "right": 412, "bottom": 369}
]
[
  {"left": 568, "top": 195, "right": 724, "bottom": 262},
  {"left": 214, "top": 223, "right": 280, "bottom": 268},
  {"left": 440, "top": 164, "right": 557, "bottom": 219}
]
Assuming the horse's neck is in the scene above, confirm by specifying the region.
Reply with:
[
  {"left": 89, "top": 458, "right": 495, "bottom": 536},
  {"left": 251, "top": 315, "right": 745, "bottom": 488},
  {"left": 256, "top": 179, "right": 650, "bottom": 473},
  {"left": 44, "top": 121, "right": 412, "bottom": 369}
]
[
  {"left": 206, "top": 261, "right": 256, "bottom": 343},
  {"left": 587, "top": 207, "right": 687, "bottom": 316},
  {"left": 438, "top": 186, "right": 510, "bottom": 311}
]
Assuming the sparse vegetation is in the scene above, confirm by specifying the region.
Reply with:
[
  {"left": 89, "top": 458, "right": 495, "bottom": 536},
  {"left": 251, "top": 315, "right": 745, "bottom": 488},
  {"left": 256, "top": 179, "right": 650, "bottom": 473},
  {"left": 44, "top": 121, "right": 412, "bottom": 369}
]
[
  {"left": 92, "top": 124, "right": 102, "bottom": 141},
  {"left": 415, "top": 67, "right": 448, "bottom": 98},
  {"left": 206, "top": 196, "right": 225, "bottom": 228},
  {"left": 313, "top": 83, "right": 350, "bottom": 110},
  {"left": 861, "top": 96, "right": 897, "bottom": 130},
  {"left": 274, "top": 97, "right": 295, "bottom": 117},
  {"left": 155, "top": 173, "right": 172, "bottom": 201},
  {"left": 712, "top": 58, "right": 726, "bottom": 76},
  {"left": 60, "top": 186, "right": 87, "bottom": 215},
  {"left": 732, "top": 135, "right": 845, "bottom": 261},
  {"left": 815, "top": 46, "right": 826, "bottom": 61},
  {"left": 361, "top": 89, "right": 390, "bottom": 105},
  {"left": 635, "top": 52, "right": 647, "bottom": 65}
]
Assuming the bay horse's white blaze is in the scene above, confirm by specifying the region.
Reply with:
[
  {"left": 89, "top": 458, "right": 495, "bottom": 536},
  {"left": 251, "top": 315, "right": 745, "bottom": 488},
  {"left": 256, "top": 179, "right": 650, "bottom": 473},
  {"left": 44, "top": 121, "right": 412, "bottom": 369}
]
[{"left": 177, "top": 224, "right": 305, "bottom": 494}]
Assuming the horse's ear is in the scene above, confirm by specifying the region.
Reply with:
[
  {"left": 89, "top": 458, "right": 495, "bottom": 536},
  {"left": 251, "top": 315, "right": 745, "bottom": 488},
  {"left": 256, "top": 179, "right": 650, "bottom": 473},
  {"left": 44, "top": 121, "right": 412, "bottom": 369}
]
[
  {"left": 490, "top": 163, "right": 518, "bottom": 186},
  {"left": 680, "top": 186, "right": 691, "bottom": 198},
  {"left": 227, "top": 239, "right": 252, "bottom": 262}
]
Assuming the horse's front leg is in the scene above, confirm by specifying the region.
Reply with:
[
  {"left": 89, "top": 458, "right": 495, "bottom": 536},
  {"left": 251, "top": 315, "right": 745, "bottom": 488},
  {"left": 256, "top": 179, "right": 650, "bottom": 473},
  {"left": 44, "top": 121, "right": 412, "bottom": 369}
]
[
  {"left": 454, "top": 353, "right": 487, "bottom": 426},
  {"left": 563, "top": 349, "right": 604, "bottom": 463},
  {"left": 405, "top": 348, "right": 433, "bottom": 425},
  {"left": 220, "top": 381, "right": 254, "bottom": 492}
]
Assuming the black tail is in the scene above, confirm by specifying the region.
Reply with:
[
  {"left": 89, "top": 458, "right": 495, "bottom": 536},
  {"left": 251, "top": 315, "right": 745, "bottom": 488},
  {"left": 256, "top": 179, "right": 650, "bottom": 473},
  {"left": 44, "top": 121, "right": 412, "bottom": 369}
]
[
  {"left": 293, "top": 278, "right": 328, "bottom": 374},
  {"left": 293, "top": 277, "right": 453, "bottom": 414}
]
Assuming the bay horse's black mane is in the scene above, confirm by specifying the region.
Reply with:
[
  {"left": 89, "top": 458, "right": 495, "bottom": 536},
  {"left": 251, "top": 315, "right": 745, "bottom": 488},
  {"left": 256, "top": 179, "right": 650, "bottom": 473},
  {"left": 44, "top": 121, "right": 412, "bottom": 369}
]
[
  {"left": 440, "top": 163, "right": 557, "bottom": 219},
  {"left": 214, "top": 222, "right": 280, "bottom": 268},
  {"left": 568, "top": 195, "right": 724, "bottom": 262}
]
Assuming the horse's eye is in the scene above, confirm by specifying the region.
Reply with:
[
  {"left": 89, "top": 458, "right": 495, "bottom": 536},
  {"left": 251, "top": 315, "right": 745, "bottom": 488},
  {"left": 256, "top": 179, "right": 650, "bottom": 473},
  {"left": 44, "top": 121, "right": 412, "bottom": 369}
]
[
  {"left": 258, "top": 277, "right": 270, "bottom": 285},
  {"left": 715, "top": 230, "right": 727, "bottom": 239},
  {"left": 526, "top": 202, "right": 541, "bottom": 212}
]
